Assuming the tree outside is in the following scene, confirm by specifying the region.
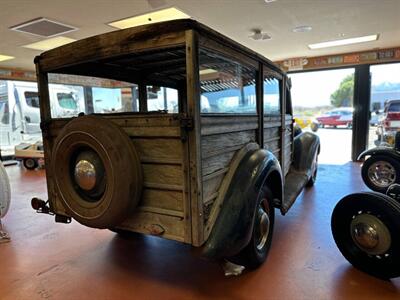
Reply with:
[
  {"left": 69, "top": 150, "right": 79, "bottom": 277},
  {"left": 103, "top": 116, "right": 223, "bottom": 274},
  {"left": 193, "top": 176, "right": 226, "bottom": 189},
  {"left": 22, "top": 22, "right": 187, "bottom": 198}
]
[{"left": 330, "top": 74, "right": 354, "bottom": 107}]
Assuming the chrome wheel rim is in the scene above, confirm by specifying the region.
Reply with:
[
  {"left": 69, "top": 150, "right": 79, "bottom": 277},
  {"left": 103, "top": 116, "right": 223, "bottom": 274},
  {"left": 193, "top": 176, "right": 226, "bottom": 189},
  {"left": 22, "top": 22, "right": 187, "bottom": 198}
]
[
  {"left": 74, "top": 159, "right": 97, "bottom": 191},
  {"left": 368, "top": 161, "right": 396, "bottom": 188},
  {"left": 350, "top": 212, "right": 392, "bottom": 256},
  {"left": 256, "top": 200, "right": 270, "bottom": 250}
]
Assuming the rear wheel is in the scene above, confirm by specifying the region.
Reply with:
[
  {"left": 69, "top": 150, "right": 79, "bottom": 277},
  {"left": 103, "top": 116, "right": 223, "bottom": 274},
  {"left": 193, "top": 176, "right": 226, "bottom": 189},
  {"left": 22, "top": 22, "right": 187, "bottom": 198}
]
[
  {"left": 234, "top": 186, "right": 275, "bottom": 269},
  {"left": 306, "top": 155, "right": 318, "bottom": 187},
  {"left": 310, "top": 122, "right": 319, "bottom": 132},
  {"left": 361, "top": 155, "right": 400, "bottom": 193},
  {"left": 23, "top": 158, "right": 38, "bottom": 170},
  {"left": 331, "top": 192, "right": 400, "bottom": 279}
]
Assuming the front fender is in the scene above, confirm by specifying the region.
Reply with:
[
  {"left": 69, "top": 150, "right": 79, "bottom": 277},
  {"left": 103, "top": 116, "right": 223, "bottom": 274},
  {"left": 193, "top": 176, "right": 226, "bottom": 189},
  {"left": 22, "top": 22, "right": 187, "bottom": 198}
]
[
  {"left": 357, "top": 147, "right": 400, "bottom": 161},
  {"left": 201, "top": 145, "right": 282, "bottom": 259},
  {"left": 292, "top": 131, "right": 320, "bottom": 175}
]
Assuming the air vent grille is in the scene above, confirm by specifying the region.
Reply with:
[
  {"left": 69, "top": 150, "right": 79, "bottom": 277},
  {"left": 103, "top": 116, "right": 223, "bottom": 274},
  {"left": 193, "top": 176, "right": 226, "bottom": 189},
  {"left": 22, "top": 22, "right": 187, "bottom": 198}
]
[{"left": 10, "top": 18, "right": 77, "bottom": 37}]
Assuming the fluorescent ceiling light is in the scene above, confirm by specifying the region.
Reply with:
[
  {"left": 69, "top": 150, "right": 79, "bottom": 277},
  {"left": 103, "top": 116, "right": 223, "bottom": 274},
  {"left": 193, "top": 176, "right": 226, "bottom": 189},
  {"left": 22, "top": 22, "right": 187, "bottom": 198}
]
[
  {"left": 293, "top": 25, "right": 312, "bottom": 33},
  {"left": 309, "top": 34, "right": 378, "bottom": 49},
  {"left": 108, "top": 7, "right": 190, "bottom": 29},
  {"left": 0, "top": 54, "right": 15, "bottom": 62},
  {"left": 22, "top": 36, "right": 76, "bottom": 51},
  {"left": 200, "top": 68, "right": 218, "bottom": 75}
]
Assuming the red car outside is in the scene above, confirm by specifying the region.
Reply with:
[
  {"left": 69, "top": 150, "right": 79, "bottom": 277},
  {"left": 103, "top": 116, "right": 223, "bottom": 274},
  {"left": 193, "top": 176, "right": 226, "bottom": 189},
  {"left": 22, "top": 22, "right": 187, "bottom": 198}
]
[{"left": 316, "top": 108, "right": 353, "bottom": 128}]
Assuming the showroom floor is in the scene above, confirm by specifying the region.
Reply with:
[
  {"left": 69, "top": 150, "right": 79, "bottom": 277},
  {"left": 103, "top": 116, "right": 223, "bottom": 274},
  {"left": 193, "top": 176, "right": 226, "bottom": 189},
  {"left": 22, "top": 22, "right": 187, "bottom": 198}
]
[{"left": 0, "top": 163, "right": 399, "bottom": 300}]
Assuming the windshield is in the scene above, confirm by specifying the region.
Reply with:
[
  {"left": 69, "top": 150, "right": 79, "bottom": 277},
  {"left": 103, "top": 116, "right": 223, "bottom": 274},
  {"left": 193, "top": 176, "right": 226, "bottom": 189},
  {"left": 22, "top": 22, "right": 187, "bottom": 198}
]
[{"left": 388, "top": 102, "right": 400, "bottom": 112}]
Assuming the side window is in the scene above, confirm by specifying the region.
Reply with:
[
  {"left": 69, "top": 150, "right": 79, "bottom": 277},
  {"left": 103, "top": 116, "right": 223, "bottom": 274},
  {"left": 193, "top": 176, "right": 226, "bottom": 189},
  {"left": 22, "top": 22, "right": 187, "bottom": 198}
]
[
  {"left": 25, "top": 91, "right": 40, "bottom": 108},
  {"left": 199, "top": 49, "right": 257, "bottom": 114},
  {"left": 57, "top": 92, "right": 77, "bottom": 110},
  {"left": 146, "top": 86, "right": 178, "bottom": 113},
  {"left": 264, "top": 75, "right": 280, "bottom": 115}
]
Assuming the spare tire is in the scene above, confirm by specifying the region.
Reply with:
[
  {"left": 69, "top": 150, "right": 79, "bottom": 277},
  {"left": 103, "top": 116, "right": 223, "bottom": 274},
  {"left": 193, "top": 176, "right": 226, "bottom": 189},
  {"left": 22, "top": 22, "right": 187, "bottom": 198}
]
[{"left": 52, "top": 115, "right": 142, "bottom": 228}]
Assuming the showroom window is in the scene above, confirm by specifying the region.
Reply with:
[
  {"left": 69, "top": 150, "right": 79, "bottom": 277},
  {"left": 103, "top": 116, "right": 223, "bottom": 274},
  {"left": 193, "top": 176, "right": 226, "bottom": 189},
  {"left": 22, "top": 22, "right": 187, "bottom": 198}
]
[{"left": 199, "top": 49, "right": 257, "bottom": 114}]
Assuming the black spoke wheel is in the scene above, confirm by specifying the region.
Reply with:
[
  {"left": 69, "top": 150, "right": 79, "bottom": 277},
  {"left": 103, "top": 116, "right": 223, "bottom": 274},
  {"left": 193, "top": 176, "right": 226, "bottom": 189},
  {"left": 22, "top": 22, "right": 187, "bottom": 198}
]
[
  {"left": 361, "top": 155, "right": 400, "bottom": 193},
  {"left": 233, "top": 186, "right": 275, "bottom": 269},
  {"left": 331, "top": 192, "right": 400, "bottom": 279},
  {"left": 23, "top": 158, "right": 38, "bottom": 170}
]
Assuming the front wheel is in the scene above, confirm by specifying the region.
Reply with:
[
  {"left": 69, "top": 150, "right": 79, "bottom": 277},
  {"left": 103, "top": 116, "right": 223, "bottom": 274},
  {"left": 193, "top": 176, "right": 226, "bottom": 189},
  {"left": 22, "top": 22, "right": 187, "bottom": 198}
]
[
  {"left": 23, "top": 158, "right": 38, "bottom": 170},
  {"left": 361, "top": 155, "right": 400, "bottom": 193},
  {"left": 331, "top": 192, "right": 400, "bottom": 279},
  {"left": 233, "top": 186, "right": 275, "bottom": 269},
  {"left": 310, "top": 122, "right": 319, "bottom": 132}
]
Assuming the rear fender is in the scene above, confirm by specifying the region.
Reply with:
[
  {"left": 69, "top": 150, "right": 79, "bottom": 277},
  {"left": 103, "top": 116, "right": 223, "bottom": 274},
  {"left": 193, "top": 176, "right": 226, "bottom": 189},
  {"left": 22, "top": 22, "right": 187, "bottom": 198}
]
[
  {"left": 201, "top": 143, "right": 282, "bottom": 259},
  {"left": 358, "top": 147, "right": 400, "bottom": 162}
]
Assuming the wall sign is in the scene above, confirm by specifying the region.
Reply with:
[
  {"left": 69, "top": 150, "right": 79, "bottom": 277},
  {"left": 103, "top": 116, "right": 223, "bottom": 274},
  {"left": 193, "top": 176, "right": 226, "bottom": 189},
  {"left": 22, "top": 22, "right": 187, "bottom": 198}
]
[{"left": 277, "top": 46, "right": 400, "bottom": 72}]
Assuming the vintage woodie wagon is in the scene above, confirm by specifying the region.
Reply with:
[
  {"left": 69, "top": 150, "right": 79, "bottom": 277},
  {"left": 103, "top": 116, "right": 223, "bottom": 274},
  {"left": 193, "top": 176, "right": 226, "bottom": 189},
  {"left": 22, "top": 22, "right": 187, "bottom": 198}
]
[{"left": 32, "top": 19, "right": 320, "bottom": 269}]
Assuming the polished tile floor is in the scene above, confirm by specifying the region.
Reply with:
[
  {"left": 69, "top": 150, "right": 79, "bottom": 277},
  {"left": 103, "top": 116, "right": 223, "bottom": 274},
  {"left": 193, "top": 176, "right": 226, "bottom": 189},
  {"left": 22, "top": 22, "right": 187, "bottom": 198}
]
[{"left": 0, "top": 163, "right": 399, "bottom": 300}]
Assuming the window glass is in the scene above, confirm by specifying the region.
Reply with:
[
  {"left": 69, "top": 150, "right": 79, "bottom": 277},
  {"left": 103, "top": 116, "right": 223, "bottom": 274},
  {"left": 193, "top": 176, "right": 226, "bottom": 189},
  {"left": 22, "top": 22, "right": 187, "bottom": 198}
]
[
  {"left": 25, "top": 91, "right": 40, "bottom": 108},
  {"left": 199, "top": 49, "right": 256, "bottom": 114},
  {"left": 264, "top": 75, "right": 280, "bottom": 115},
  {"left": 57, "top": 92, "right": 77, "bottom": 110},
  {"left": 147, "top": 86, "right": 178, "bottom": 112},
  {"left": 48, "top": 74, "right": 139, "bottom": 118}
]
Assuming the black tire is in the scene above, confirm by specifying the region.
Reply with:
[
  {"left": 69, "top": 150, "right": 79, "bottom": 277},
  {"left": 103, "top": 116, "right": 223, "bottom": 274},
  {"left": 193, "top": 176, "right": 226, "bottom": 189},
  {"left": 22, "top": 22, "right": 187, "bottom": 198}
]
[
  {"left": 23, "top": 158, "right": 38, "bottom": 170},
  {"left": 306, "top": 155, "right": 318, "bottom": 187},
  {"left": 310, "top": 122, "right": 318, "bottom": 132},
  {"left": 234, "top": 186, "right": 275, "bottom": 269},
  {"left": 361, "top": 155, "right": 400, "bottom": 193},
  {"left": 331, "top": 192, "right": 400, "bottom": 279},
  {"left": 52, "top": 115, "right": 143, "bottom": 228}
]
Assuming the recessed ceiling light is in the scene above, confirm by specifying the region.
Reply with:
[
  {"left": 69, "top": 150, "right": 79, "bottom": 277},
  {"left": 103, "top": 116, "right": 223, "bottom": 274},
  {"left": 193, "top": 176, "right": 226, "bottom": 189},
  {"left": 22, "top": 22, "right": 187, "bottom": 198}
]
[
  {"left": 0, "top": 54, "right": 15, "bottom": 62},
  {"left": 108, "top": 7, "right": 190, "bottom": 29},
  {"left": 264, "top": 0, "right": 277, "bottom": 3},
  {"left": 309, "top": 34, "right": 379, "bottom": 49},
  {"left": 293, "top": 25, "right": 312, "bottom": 33},
  {"left": 22, "top": 36, "right": 76, "bottom": 51}
]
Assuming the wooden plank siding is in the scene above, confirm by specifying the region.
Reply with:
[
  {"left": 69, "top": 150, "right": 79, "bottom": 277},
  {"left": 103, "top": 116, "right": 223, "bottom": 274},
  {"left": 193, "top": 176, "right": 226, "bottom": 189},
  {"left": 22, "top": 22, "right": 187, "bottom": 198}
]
[
  {"left": 47, "top": 115, "right": 190, "bottom": 243},
  {"left": 200, "top": 116, "right": 257, "bottom": 235}
]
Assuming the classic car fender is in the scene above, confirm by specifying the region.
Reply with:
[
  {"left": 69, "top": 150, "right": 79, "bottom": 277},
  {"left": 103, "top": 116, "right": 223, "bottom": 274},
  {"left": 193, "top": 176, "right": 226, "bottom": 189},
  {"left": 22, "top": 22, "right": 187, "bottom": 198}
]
[
  {"left": 201, "top": 143, "right": 282, "bottom": 260},
  {"left": 358, "top": 147, "right": 400, "bottom": 161},
  {"left": 292, "top": 131, "right": 320, "bottom": 176}
]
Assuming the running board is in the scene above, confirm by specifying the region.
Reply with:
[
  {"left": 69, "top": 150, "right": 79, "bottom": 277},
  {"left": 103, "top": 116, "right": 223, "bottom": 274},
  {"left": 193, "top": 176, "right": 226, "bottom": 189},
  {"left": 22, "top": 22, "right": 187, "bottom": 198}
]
[{"left": 282, "top": 170, "right": 308, "bottom": 214}]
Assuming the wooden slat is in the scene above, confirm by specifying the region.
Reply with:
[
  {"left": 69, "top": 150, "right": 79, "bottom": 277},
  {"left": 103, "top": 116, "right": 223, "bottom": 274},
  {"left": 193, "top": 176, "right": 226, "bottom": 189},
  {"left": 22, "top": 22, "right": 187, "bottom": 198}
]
[
  {"left": 202, "top": 150, "right": 236, "bottom": 176},
  {"left": 138, "top": 206, "right": 184, "bottom": 218},
  {"left": 132, "top": 138, "right": 182, "bottom": 160},
  {"left": 140, "top": 189, "right": 183, "bottom": 212},
  {"left": 201, "top": 130, "right": 256, "bottom": 159},
  {"left": 120, "top": 211, "right": 185, "bottom": 242}
]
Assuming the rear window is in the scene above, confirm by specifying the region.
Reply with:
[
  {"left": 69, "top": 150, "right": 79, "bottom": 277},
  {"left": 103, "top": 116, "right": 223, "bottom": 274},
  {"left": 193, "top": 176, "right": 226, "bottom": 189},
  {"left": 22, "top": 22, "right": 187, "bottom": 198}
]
[{"left": 388, "top": 102, "right": 400, "bottom": 112}]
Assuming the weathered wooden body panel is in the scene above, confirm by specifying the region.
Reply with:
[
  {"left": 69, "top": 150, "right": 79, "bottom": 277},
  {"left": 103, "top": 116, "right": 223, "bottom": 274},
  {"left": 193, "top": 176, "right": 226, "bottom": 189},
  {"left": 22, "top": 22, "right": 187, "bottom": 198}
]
[{"left": 47, "top": 115, "right": 191, "bottom": 243}]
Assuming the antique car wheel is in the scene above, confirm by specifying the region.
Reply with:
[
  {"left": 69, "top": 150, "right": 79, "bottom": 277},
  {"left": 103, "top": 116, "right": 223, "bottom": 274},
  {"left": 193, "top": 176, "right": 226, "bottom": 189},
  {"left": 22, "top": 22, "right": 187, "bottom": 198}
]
[
  {"left": 52, "top": 115, "right": 143, "bottom": 228},
  {"left": 331, "top": 192, "right": 400, "bottom": 279},
  {"left": 310, "top": 122, "right": 319, "bottom": 132},
  {"left": 0, "top": 162, "right": 11, "bottom": 219},
  {"left": 23, "top": 158, "right": 38, "bottom": 170},
  {"left": 361, "top": 155, "right": 400, "bottom": 193},
  {"left": 235, "top": 186, "right": 275, "bottom": 269}
]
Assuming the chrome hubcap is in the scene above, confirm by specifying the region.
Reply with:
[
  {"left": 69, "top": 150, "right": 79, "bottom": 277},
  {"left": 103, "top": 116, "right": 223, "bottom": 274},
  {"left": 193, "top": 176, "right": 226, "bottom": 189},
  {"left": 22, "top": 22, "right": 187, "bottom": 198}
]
[
  {"left": 368, "top": 161, "right": 396, "bottom": 188},
  {"left": 256, "top": 202, "right": 270, "bottom": 250},
  {"left": 74, "top": 160, "right": 97, "bottom": 191},
  {"left": 351, "top": 213, "right": 392, "bottom": 256}
]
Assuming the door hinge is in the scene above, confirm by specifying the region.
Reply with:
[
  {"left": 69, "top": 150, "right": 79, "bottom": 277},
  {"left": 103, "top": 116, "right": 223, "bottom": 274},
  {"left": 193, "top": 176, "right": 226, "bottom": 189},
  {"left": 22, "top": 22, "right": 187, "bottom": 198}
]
[{"left": 180, "top": 116, "right": 194, "bottom": 131}]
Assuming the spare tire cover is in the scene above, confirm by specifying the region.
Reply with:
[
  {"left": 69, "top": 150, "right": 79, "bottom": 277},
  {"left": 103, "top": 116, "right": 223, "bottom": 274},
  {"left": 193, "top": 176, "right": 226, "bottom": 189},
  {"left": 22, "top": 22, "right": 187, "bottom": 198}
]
[
  {"left": 52, "top": 115, "right": 142, "bottom": 228},
  {"left": 0, "top": 162, "right": 11, "bottom": 219}
]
